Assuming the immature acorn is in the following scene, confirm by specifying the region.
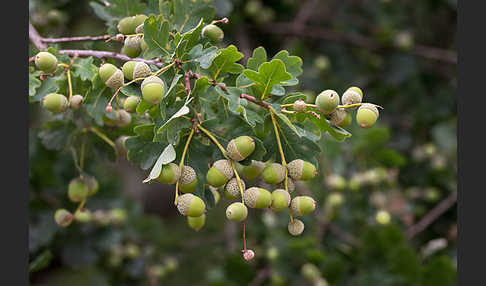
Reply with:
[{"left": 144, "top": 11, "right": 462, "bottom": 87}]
[
  {"left": 226, "top": 202, "right": 248, "bottom": 222},
  {"left": 122, "top": 61, "right": 137, "bottom": 80},
  {"left": 179, "top": 166, "right": 197, "bottom": 193},
  {"left": 187, "top": 214, "right": 206, "bottom": 231},
  {"left": 206, "top": 159, "right": 234, "bottom": 187},
  {"left": 226, "top": 136, "right": 255, "bottom": 161},
  {"left": 75, "top": 209, "right": 92, "bottom": 223},
  {"left": 69, "top": 94, "right": 83, "bottom": 109},
  {"left": 241, "top": 160, "right": 265, "bottom": 180},
  {"left": 202, "top": 24, "right": 224, "bottom": 43},
  {"left": 35, "top": 51, "right": 58, "bottom": 73},
  {"left": 117, "top": 109, "right": 132, "bottom": 127},
  {"left": 288, "top": 219, "right": 305, "bottom": 236},
  {"left": 338, "top": 111, "right": 352, "bottom": 127},
  {"left": 157, "top": 163, "right": 181, "bottom": 184},
  {"left": 99, "top": 63, "right": 124, "bottom": 89},
  {"left": 329, "top": 109, "right": 347, "bottom": 126},
  {"left": 244, "top": 187, "right": 272, "bottom": 209},
  {"left": 117, "top": 15, "right": 147, "bottom": 35},
  {"left": 341, "top": 86, "right": 363, "bottom": 108},
  {"left": 68, "top": 177, "right": 89, "bottom": 203},
  {"left": 177, "top": 193, "right": 206, "bottom": 217},
  {"left": 223, "top": 188, "right": 239, "bottom": 200},
  {"left": 123, "top": 96, "right": 140, "bottom": 113},
  {"left": 123, "top": 37, "right": 142, "bottom": 58},
  {"left": 291, "top": 196, "right": 316, "bottom": 216},
  {"left": 43, "top": 93, "right": 68, "bottom": 113},
  {"left": 270, "top": 189, "right": 291, "bottom": 212},
  {"left": 262, "top": 163, "right": 286, "bottom": 184},
  {"left": 141, "top": 76, "right": 165, "bottom": 104},
  {"left": 293, "top": 99, "right": 307, "bottom": 112},
  {"left": 54, "top": 209, "right": 73, "bottom": 227},
  {"left": 315, "top": 89, "right": 339, "bottom": 114},
  {"left": 225, "top": 177, "right": 246, "bottom": 198},
  {"left": 84, "top": 175, "right": 99, "bottom": 196},
  {"left": 356, "top": 103, "right": 379, "bottom": 128},
  {"left": 287, "top": 159, "right": 317, "bottom": 181}
]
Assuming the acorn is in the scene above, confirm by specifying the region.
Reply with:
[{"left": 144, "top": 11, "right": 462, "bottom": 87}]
[
  {"left": 341, "top": 86, "right": 363, "bottom": 108},
  {"left": 177, "top": 193, "right": 205, "bottom": 217},
  {"left": 99, "top": 63, "right": 124, "bottom": 89},
  {"left": 241, "top": 160, "right": 265, "bottom": 180},
  {"left": 117, "top": 15, "right": 147, "bottom": 35},
  {"left": 206, "top": 159, "right": 234, "bottom": 187},
  {"left": 226, "top": 136, "right": 255, "bottom": 161},
  {"left": 68, "top": 177, "right": 89, "bottom": 203},
  {"left": 315, "top": 89, "right": 339, "bottom": 114},
  {"left": 179, "top": 165, "right": 197, "bottom": 193},
  {"left": 202, "top": 24, "right": 224, "bottom": 43},
  {"left": 187, "top": 214, "right": 206, "bottom": 231},
  {"left": 122, "top": 61, "right": 137, "bottom": 80},
  {"left": 69, "top": 94, "right": 83, "bottom": 109},
  {"left": 291, "top": 196, "right": 316, "bottom": 216},
  {"left": 223, "top": 188, "right": 238, "bottom": 200},
  {"left": 226, "top": 202, "right": 248, "bottom": 222},
  {"left": 375, "top": 210, "right": 391, "bottom": 225},
  {"left": 288, "top": 219, "right": 305, "bottom": 236},
  {"left": 140, "top": 38, "right": 147, "bottom": 51},
  {"left": 270, "top": 189, "right": 291, "bottom": 212},
  {"left": 84, "top": 175, "right": 99, "bottom": 196},
  {"left": 329, "top": 109, "right": 347, "bottom": 126},
  {"left": 123, "top": 96, "right": 140, "bottom": 112},
  {"left": 262, "top": 163, "right": 286, "bottom": 184},
  {"left": 209, "top": 186, "right": 221, "bottom": 204},
  {"left": 132, "top": 14, "right": 148, "bottom": 30},
  {"left": 35, "top": 51, "right": 58, "bottom": 73},
  {"left": 243, "top": 187, "right": 272, "bottom": 209},
  {"left": 141, "top": 76, "right": 165, "bottom": 104},
  {"left": 54, "top": 209, "right": 73, "bottom": 227},
  {"left": 225, "top": 177, "right": 245, "bottom": 198},
  {"left": 75, "top": 209, "right": 92, "bottom": 223},
  {"left": 293, "top": 99, "right": 307, "bottom": 112},
  {"left": 43, "top": 93, "right": 68, "bottom": 113},
  {"left": 277, "top": 177, "right": 295, "bottom": 192},
  {"left": 287, "top": 159, "right": 317, "bottom": 181},
  {"left": 122, "top": 37, "right": 141, "bottom": 58},
  {"left": 117, "top": 109, "right": 132, "bottom": 127},
  {"left": 356, "top": 103, "right": 379, "bottom": 128},
  {"left": 338, "top": 111, "right": 352, "bottom": 127},
  {"left": 157, "top": 163, "right": 181, "bottom": 184}
]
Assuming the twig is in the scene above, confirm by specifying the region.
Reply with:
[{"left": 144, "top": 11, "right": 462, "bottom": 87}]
[
  {"left": 29, "top": 22, "right": 47, "bottom": 50},
  {"left": 41, "top": 35, "right": 111, "bottom": 43},
  {"left": 406, "top": 191, "right": 457, "bottom": 239},
  {"left": 240, "top": 93, "right": 271, "bottom": 109},
  {"left": 58, "top": 49, "right": 164, "bottom": 67}
]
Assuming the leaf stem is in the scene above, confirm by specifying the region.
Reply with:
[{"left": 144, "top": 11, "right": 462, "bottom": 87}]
[
  {"left": 73, "top": 199, "right": 87, "bottom": 217},
  {"left": 67, "top": 69, "right": 73, "bottom": 101},
  {"left": 175, "top": 127, "right": 195, "bottom": 205}
]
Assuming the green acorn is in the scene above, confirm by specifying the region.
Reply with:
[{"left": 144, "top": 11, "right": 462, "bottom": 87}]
[
  {"left": 35, "top": 51, "right": 58, "bottom": 73},
  {"left": 293, "top": 99, "right": 307, "bottom": 112},
  {"left": 226, "top": 136, "right": 255, "bottom": 161},
  {"left": 209, "top": 186, "right": 221, "bottom": 204},
  {"left": 68, "top": 177, "right": 89, "bottom": 202},
  {"left": 329, "top": 109, "right": 347, "bottom": 126},
  {"left": 338, "top": 111, "right": 352, "bottom": 127},
  {"left": 241, "top": 160, "right": 265, "bottom": 180},
  {"left": 270, "top": 189, "right": 291, "bottom": 211},
  {"left": 109, "top": 208, "right": 127, "bottom": 224},
  {"left": 277, "top": 177, "right": 295, "bottom": 192},
  {"left": 75, "top": 209, "right": 92, "bottom": 223},
  {"left": 375, "top": 210, "right": 391, "bottom": 225},
  {"left": 291, "top": 196, "right": 316, "bottom": 216},
  {"left": 288, "top": 219, "right": 305, "bottom": 236},
  {"left": 157, "top": 163, "right": 181, "bottom": 184},
  {"left": 133, "top": 62, "right": 151, "bottom": 79},
  {"left": 287, "top": 159, "right": 317, "bottom": 181},
  {"left": 122, "top": 37, "right": 141, "bottom": 58},
  {"left": 176, "top": 193, "right": 205, "bottom": 217},
  {"left": 54, "top": 209, "right": 73, "bottom": 227},
  {"left": 226, "top": 202, "right": 248, "bottom": 222},
  {"left": 117, "top": 15, "right": 147, "bottom": 35},
  {"left": 69, "top": 94, "right": 83, "bottom": 110},
  {"left": 315, "top": 89, "right": 339, "bottom": 114},
  {"left": 122, "top": 61, "right": 137, "bottom": 80},
  {"left": 187, "top": 214, "right": 206, "bottom": 231},
  {"left": 206, "top": 159, "right": 234, "bottom": 187},
  {"left": 123, "top": 96, "right": 140, "bottom": 112},
  {"left": 117, "top": 109, "right": 132, "bottom": 127},
  {"left": 141, "top": 76, "right": 165, "bottom": 104},
  {"left": 140, "top": 38, "right": 147, "bottom": 51},
  {"left": 225, "top": 177, "right": 245, "bottom": 198},
  {"left": 43, "top": 93, "right": 68, "bottom": 113},
  {"left": 341, "top": 86, "right": 363, "bottom": 108},
  {"left": 262, "top": 163, "right": 286, "bottom": 184},
  {"left": 223, "top": 188, "right": 238, "bottom": 200},
  {"left": 202, "top": 24, "right": 224, "bottom": 43},
  {"left": 132, "top": 14, "right": 148, "bottom": 29},
  {"left": 356, "top": 103, "right": 379, "bottom": 128},
  {"left": 179, "top": 166, "right": 197, "bottom": 193},
  {"left": 84, "top": 175, "right": 99, "bottom": 196},
  {"left": 243, "top": 187, "right": 272, "bottom": 209},
  {"left": 99, "top": 63, "right": 124, "bottom": 89}
]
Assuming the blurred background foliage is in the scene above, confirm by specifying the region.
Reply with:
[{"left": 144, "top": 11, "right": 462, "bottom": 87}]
[{"left": 29, "top": 0, "right": 457, "bottom": 285}]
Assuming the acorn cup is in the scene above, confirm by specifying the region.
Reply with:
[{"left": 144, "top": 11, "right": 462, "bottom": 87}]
[
  {"left": 291, "top": 196, "right": 316, "bottom": 216},
  {"left": 243, "top": 187, "right": 272, "bottom": 209},
  {"left": 177, "top": 193, "right": 205, "bottom": 217},
  {"left": 225, "top": 177, "right": 245, "bottom": 198},
  {"left": 179, "top": 166, "right": 197, "bottom": 193},
  {"left": 287, "top": 159, "right": 317, "bottom": 181},
  {"left": 341, "top": 86, "right": 363, "bottom": 108},
  {"left": 206, "top": 159, "right": 234, "bottom": 187},
  {"left": 288, "top": 219, "right": 305, "bottom": 236},
  {"left": 226, "top": 136, "right": 255, "bottom": 161}
]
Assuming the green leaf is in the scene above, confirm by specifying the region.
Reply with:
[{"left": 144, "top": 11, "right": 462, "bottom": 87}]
[
  {"left": 208, "top": 45, "right": 244, "bottom": 80},
  {"left": 143, "top": 15, "right": 170, "bottom": 58},
  {"left": 156, "top": 102, "right": 192, "bottom": 134},
  {"left": 84, "top": 75, "right": 111, "bottom": 126},
  {"left": 273, "top": 108, "right": 302, "bottom": 137},
  {"left": 106, "top": 0, "right": 147, "bottom": 17},
  {"left": 38, "top": 120, "right": 75, "bottom": 150},
  {"left": 172, "top": 0, "right": 215, "bottom": 33},
  {"left": 126, "top": 125, "right": 165, "bottom": 170},
  {"left": 29, "top": 72, "right": 41, "bottom": 96},
  {"left": 243, "top": 59, "right": 292, "bottom": 100},
  {"left": 272, "top": 50, "right": 303, "bottom": 86},
  {"left": 281, "top": 92, "right": 307, "bottom": 104},
  {"left": 247, "top": 46, "right": 267, "bottom": 71},
  {"left": 30, "top": 76, "right": 59, "bottom": 102},
  {"left": 185, "top": 44, "right": 218, "bottom": 69},
  {"left": 143, "top": 144, "right": 176, "bottom": 183},
  {"left": 71, "top": 57, "right": 97, "bottom": 82},
  {"left": 29, "top": 250, "right": 53, "bottom": 273},
  {"left": 306, "top": 113, "right": 352, "bottom": 141},
  {"left": 180, "top": 18, "right": 205, "bottom": 54}
]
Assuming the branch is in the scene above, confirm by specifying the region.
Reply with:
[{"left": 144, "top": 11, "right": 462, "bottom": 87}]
[
  {"left": 29, "top": 22, "right": 47, "bottom": 50},
  {"left": 255, "top": 23, "right": 457, "bottom": 64},
  {"left": 58, "top": 50, "right": 163, "bottom": 67},
  {"left": 406, "top": 191, "right": 457, "bottom": 239},
  {"left": 240, "top": 93, "right": 271, "bottom": 109},
  {"left": 42, "top": 35, "right": 111, "bottom": 43}
]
